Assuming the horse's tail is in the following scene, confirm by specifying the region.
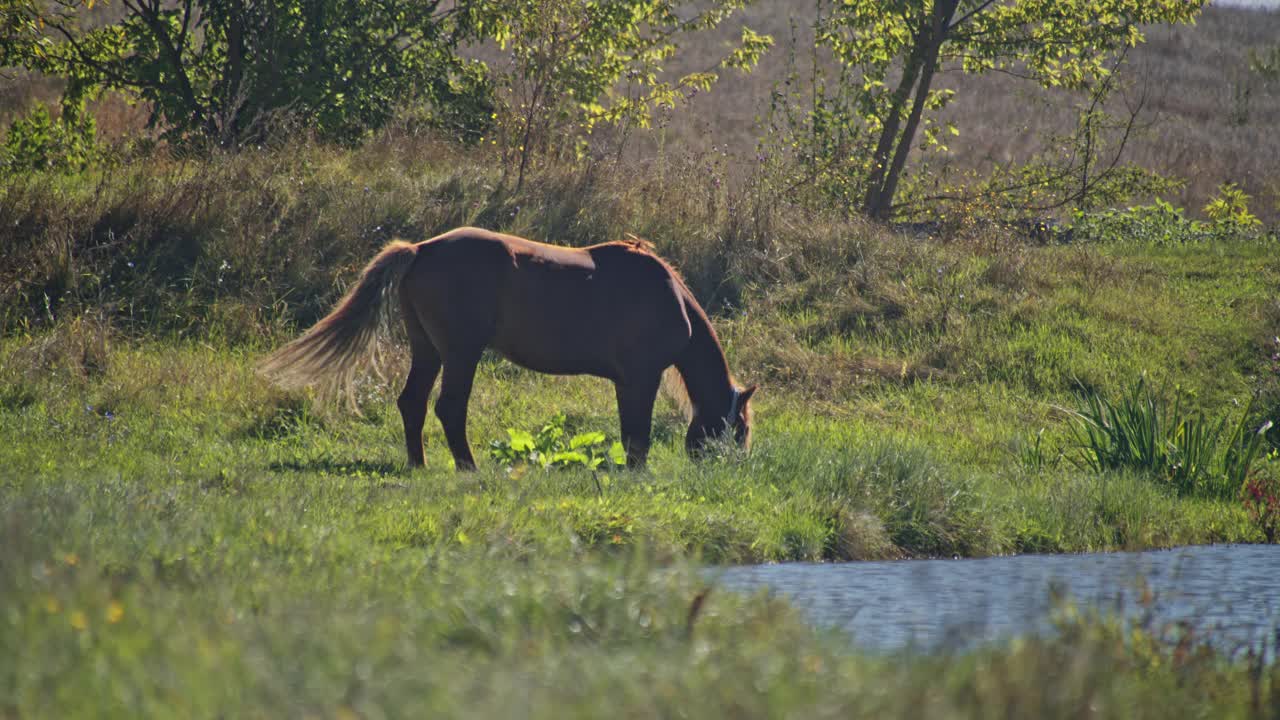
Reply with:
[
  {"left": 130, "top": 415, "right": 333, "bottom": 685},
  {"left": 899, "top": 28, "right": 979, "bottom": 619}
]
[{"left": 259, "top": 239, "right": 420, "bottom": 406}]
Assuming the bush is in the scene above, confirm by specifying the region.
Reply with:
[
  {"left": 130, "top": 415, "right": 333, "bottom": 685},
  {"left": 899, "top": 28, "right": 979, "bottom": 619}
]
[
  {"left": 2, "top": 102, "right": 97, "bottom": 174},
  {"left": 1072, "top": 196, "right": 1272, "bottom": 245},
  {"left": 1202, "top": 182, "right": 1263, "bottom": 229},
  {"left": 2, "top": 1, "right": 492, "bottom": 146},
  {"left": 1064, "top": 377, "right": 1275, "bottom": 499},
  {"left": 1242, "top": 463, "right": 1280, "bottom": 543}
]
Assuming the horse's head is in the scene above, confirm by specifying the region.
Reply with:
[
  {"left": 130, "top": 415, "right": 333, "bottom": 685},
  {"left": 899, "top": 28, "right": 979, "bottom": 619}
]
[{"left": 686, "top": 384, "right": 757, "bottom": 456}]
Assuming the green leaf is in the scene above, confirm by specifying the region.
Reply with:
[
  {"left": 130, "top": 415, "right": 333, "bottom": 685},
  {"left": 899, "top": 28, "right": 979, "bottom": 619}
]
[
  {"left": 550, "top": 450, "right": 589, "bottom": 467},
  {"left": 608, "top": 441, "right": 627, "bottom": 466},
  {"left": 569, "top": 431, "right": 606, "bottom": 450},
  {"left": 506, "top": 428, "right": 536, "bottom": 453}
]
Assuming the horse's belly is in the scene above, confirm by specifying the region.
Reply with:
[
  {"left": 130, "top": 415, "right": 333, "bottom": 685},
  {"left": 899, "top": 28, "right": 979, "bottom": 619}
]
[
  {"left": 491, "top": 340, "right": 610, "bottom": 378},
  {"left": 489, "top": 311, "right": 614, "bottom": 377}
]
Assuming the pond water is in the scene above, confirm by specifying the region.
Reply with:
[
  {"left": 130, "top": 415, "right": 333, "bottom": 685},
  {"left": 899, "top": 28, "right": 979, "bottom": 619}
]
[{"left": 713, "top": 544, "right": 1280, "bottom": 653}]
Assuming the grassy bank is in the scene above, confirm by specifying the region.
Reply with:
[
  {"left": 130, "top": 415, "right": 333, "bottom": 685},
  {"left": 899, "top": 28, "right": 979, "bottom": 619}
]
[
  {"left": 5, "top": 481, "right": 1278, "bottom": 718},
  {"left": 3, "top": 141, "right": 1278, "bottom": 560},
  {"left": 2, "top": 374, "right": 1278, "bottom": 716},
  {"left": 0, "top": 337, "right": 1267, "bottom": 562}
]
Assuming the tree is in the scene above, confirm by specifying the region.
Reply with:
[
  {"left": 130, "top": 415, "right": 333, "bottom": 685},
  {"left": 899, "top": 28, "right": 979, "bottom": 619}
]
[
  {"left": 1, "top": 0, "right": 493, "bottom": 146},
  {"left": 478, "top": 0, "right": 771, "bottom": 189},
  {"left": 891, "top": 45, "right": 1184, "bottom": 220},
  {"left": 794, "top": 0, "right": 1206, "bottom": 220}
]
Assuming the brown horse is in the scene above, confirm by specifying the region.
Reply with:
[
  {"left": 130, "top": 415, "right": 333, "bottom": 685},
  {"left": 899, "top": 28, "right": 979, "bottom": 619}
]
[{"left": 261, "top": 226, "right": 756, "bottom": 469}]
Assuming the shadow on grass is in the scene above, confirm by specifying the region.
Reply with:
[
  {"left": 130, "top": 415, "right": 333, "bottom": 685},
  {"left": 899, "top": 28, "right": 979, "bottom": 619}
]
[{"left": 270, "top": 457, "right": 405, "bottom": 478}]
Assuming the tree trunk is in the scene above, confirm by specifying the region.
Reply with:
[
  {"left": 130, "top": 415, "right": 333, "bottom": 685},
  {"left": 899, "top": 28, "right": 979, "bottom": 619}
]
[
  {"left": 864, "top": 0, "right": 959, "bottom": 221},
  {"left": 221, "top": 0, "right": 246, "bottom": 146},
  {"left": 133, "top": 0, "right": 209, "bottom": 136},
  {"left": 860, "top": 20, "right": 929, "bottom": 216}
]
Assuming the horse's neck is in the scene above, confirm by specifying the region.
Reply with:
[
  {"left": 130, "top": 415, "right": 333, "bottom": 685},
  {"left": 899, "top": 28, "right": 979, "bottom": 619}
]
[{"left": 674, "top": 299, "right": 734, "bottom": 419}]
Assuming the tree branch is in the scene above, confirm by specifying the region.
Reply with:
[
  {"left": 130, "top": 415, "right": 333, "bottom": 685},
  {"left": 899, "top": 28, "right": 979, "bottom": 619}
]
[{"left": 125, "top": 0, "right": 208, "bottom": 133}]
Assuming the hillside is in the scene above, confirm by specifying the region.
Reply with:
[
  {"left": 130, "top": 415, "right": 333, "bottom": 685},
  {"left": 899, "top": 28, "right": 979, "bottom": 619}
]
[{"left": 5, "top": 5, "right": 1279, "bottom": 218}]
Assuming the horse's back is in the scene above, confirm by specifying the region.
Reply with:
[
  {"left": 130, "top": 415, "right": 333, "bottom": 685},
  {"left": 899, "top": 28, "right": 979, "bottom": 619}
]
[{"left": 402, "top": 228, "right": 692, "bottom": 379}]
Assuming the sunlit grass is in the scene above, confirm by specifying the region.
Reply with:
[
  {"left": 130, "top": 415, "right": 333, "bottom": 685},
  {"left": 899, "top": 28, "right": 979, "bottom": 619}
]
[
  {"left": 2, "top": 129, "right": 1279, "bottom": 717},
  {"left": 0, "top": 328, "right": 1266, "bottom": 564}
]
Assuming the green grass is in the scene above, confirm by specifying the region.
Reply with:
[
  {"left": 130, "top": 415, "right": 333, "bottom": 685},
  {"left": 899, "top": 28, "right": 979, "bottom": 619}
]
[
  {"left": 2, "top": 138, "right": 1279, "bottom": 716},
  {"left": 2, "top": 389, "right": 1277, "bottom": 716},
  {"left": 5, "top": 484, "right": 1277, "bottom": 718},
  {"left": 1, "top": 348, "right": 1276, "bottom": 717},
  {"left": 0, "top": 145, "right": 1275, "bottom": 559},
  {"left": 0, "top": 325, "right": 1267, "bottom": 566}
]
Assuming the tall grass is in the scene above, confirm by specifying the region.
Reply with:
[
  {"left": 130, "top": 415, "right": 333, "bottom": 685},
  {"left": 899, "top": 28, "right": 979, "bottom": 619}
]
[
  {"left": 1065, "top": 376, "right": 1274, "bottom": 498},
  {"left": 2, "top": 466, "right": 1278, "bottom": 718}
]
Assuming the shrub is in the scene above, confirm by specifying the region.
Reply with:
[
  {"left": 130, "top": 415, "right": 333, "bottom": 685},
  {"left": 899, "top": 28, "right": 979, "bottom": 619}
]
[
  {"left": 1072, "top": 196, "right": 1271, "bottom": 245},
  {"left": 1202, "top": 182, "right": 1263, "bottom": 230},
  {"left": 1242, "top": 460, "right": 1280, "bottom": 543},
  {"left": 481, "top": 0, "right": 770, "bottom": 188},
  {"left": 2, "top": 1, "right": 492, "bottom": 146},
  {"left": 1064, "top": 377, "right": 1275, "bottom": 499},
  {"left": 2, "top": 102, "right": 97, "bottom": 173}
]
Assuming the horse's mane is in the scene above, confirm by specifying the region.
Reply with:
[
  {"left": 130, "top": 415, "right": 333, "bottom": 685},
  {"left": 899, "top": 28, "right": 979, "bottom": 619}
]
[
  {"left": 622, "top": 232, "right": 656, "bottom": 252},
  {"left": 661, "top": 367, "right": 694, "bottom": 421}
]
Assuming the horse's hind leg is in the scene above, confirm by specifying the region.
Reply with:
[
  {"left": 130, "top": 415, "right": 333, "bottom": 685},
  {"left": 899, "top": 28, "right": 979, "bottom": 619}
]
[
  {"left": 435, "top": 346, "right": 484, "bottom": 471},
  {"left": 397, "top": 309, "right": 441, "bottom": 467}
]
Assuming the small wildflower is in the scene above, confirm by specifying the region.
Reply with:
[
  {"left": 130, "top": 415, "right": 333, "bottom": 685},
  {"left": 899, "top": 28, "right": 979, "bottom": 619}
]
[
  {"left": 63, "top": 552, "right": 78, "bottom": 567},
  {"left": 335, "top": 706, "right": 361, "bottom": 720},
  {"left": 44, "top": 596, "right": 60, "bottom": 614},
  {"left": 106, "top": 601, "right": 124, "bottom": 624},
  {"left": 70, "top": 610, "right": 88, "bottom": 631}
]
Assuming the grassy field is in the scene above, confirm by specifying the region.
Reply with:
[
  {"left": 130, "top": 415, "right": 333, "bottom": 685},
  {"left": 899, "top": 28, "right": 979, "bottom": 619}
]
[
  {"left": 5, "top": 482, "right": 1277, "bottom": 718},
  {"left": 3, "top": 3, "right": 1280, "bottom": 717},
  {"left": 3, "top": 313, "right": 1279, "bottom": 716},
  {"left": 2, "top": 137, "right": 1279, "bottom": 715},
  {"left": 3, "top": 318, "right": 1279, "bottom": 715}
]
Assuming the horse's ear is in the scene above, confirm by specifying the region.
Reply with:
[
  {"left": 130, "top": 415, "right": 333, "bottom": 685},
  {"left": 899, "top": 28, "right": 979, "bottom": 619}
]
[{"left": 740, "top": 385, "right": 758, "bottom": 404}]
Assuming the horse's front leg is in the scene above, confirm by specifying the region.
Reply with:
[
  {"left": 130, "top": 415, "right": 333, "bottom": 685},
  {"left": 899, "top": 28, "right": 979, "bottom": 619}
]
[
  {"left": 435, "top": 347, "right": 483, "bottom": 471},
  {"left": 614, "top": 373, "right": 661, "bottom": 468}
]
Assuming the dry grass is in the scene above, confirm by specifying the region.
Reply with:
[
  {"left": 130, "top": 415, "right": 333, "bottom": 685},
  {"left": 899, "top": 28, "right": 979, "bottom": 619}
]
[
  {"left": 4, "top": 5, "right": 1278, "bottom": 218},
  {"left": 659, "top": 4, "right": 1280, "bottom": 221}
]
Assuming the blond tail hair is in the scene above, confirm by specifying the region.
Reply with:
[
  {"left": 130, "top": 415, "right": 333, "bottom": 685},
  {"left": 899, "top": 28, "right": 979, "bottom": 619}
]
[{"left": 259, "top": 240, "right": 419, "bottom": 407}]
